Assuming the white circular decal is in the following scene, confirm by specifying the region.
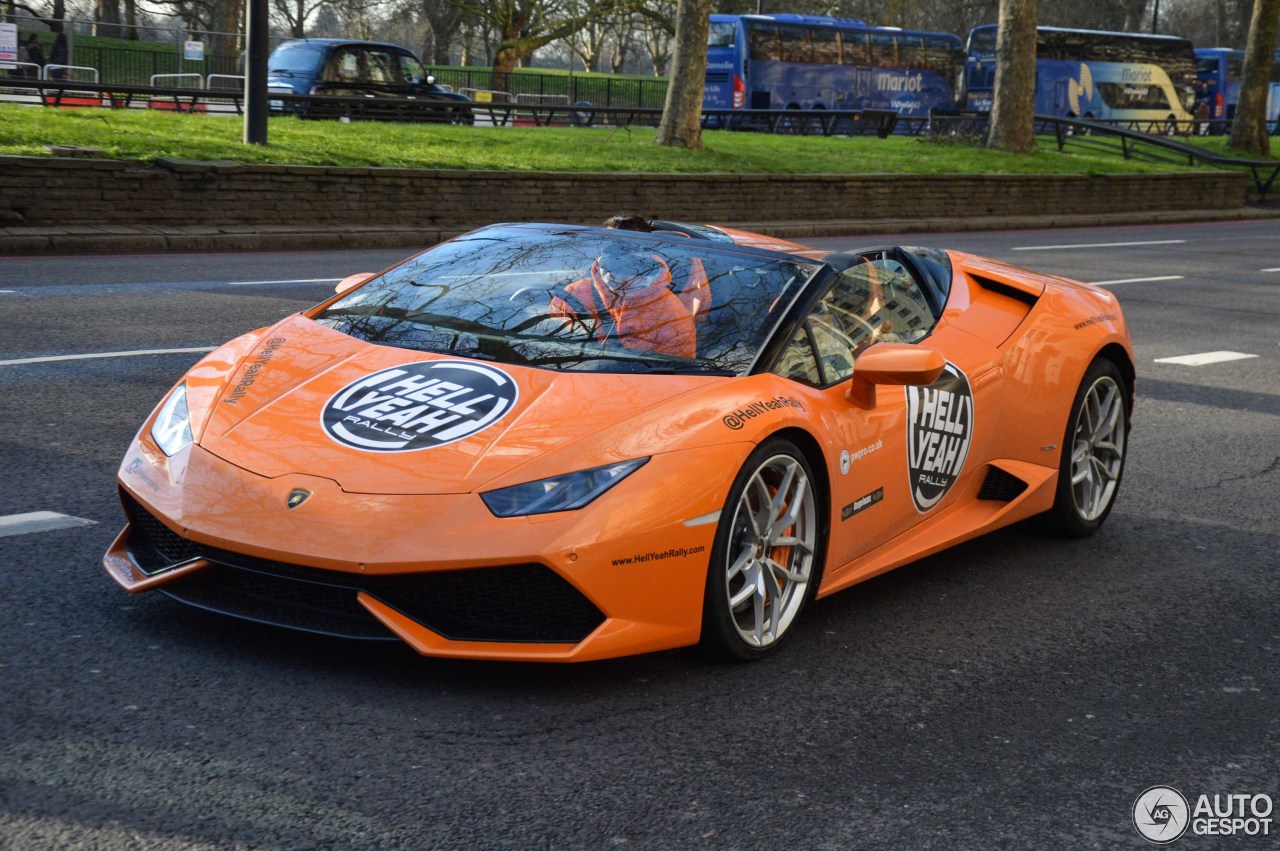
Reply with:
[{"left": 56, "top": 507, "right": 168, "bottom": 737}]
[
  {"left": 905, "top": 362, "right": 974, "bottom": 513},
  {"left": 321, "top": 361, "right": 518, "bottom": 453}
]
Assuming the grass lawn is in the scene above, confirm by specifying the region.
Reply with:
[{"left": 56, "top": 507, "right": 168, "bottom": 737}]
[{"left": 0, "top": 103, "right": 1246, "bottom": 175}]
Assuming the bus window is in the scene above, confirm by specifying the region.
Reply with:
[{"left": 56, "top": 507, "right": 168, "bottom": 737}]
[
  {"left": 968, "top": 27, "right": 996, "bottom": 61},
  {"left": 812, "top": 29, "right": 840, "bottom": 65},
  {"left": 779, "top": 25, "right": 811, "bottom": 63},
  {"left": 896, "top": 34, "right": 923, "bottom": 69},
  {"left": 871, "top": 33, "right": 898, "bottom": 68},
  {"left": 921, "top": 35, "right": 958, "bottom": 76},
  {"left": 842, "top": 31, "right": 871, "bottom": 66},
  {"left": 708, "top": 21, "right": 737, "bottom": 48},
  {"left": 749, "top": 24, "right": 780, "bottom": 61}
]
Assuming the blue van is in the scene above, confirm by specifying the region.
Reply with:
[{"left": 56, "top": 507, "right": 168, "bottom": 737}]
[{"left": 267, "top": 39, "right": 473, "bottom": 122}]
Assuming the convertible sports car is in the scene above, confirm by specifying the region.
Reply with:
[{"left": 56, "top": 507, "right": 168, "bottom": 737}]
[{"left": 104, "top": 222, "right": 1133, "bottom": 662}]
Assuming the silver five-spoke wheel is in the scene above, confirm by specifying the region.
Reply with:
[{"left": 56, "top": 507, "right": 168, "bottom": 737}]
[
  {"left": 723, "top": 453, "right": 817, "bottom": 649},
  {"left": 1044, "top": 358, "right": 1130, "bottom": 538},
  {"left": 1070, "top": 375, "right": 1125, "bottom": 521}
]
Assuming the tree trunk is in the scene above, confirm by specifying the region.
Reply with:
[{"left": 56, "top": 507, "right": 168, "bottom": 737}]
[
  {"left": 493, "top": 43, "right": 519, "bottom": 91},
  {"left": 1228, "top": 0, "right": 1280, "bottom": 156},
  {"left": 986, "top": 0, "right": 1038, "bottom": 153},
  {"left": 655, "top": 0, "right": 711, "bottom": 150},
  {"left": 95, "top": 0, "right": 122, "bottom": 39}
]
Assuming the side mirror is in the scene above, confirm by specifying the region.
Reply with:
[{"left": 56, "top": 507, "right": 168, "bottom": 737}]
[
  {"left": 846, "top": 344, "right": 945, "bottom": 408},
  {"left": 335, "top": 272, "right": 375, "bottom": 294}
]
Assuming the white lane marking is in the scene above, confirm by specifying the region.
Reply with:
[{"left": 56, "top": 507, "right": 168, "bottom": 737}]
[
  {"left": 1263, "top": 268, "right": 1280, "bottom": 272},
  {"left": 1012, "top": 239, "right": 1186, "bottom": 251},
  {"left": 227, "top": 277, "right": 341, "bottom": 286},
  {"left": 1087, "top": 275, "right": 1184, "bottom": 286},
  {"left": 1154, "top": 351, "right": 1259, "bottom": 366},
  {"left": 0, "top": 290, "right": 15, "bottom": 294},
  {"left": 0, "top": 347, "right": 215, "bottom": 367},
  {"left": 0, "top": 511, "right": 97, "bottom": 538}
]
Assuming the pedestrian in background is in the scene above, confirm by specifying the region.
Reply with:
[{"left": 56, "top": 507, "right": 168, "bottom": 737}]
[
  {"left": 49, "top": 33, "right": 68, "bottom": 79},
  {"left": 23, "top": 33, "right": 45, "bottom": 71}
]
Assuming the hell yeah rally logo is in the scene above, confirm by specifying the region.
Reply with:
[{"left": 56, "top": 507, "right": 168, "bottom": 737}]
[
  {"left": 321, "top": 361, "right": 518, "bottom": 452},
  {"left": 905, "top": 362, "right": 974, "bottom": 512}
]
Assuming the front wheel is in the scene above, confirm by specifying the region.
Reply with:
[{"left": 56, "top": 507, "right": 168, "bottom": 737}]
[
  {"left": 701, "top": 439, "right": 824, "bottom": 661},
  {"left": 1042, "top": 358, "right": 1130, "bottom": 537}
]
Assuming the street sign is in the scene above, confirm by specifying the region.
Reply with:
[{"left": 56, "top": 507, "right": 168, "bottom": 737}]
[
  {"left": 184, "top": 40, "right": 204, "bottom": 61},
  {"left": 0, "top": 23, "right": 18, "bottom": 69}
]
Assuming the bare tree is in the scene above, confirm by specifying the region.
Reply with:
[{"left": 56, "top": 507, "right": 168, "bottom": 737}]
[
  {"left": 569, "top": 12, "right": 610, "bottom": 71},
  {"left": 450, "top": 0, "right": 643, "bottom": 83},
  {"left": 986, "top": 0, "right": 1038, "bottom": 152},
  {"left": 1227, "top": 0, "right": 1280, "bottom": 155},
  {"left": 654, "top": 0, "right": 711, "bottom": 149},
  {"left": 273, "top": 0, "right": 337, "bottom": 37},
  {"left": 420, "top": 0, "right": 468, "bottom": 64},
  {"left": 607, "top": 18, "right": 634, "bottom": 71},
  {"left": 637, "top": 0, "right": 674, "bottom": 75},
  {"left": 5, "top": 0, "right": 67, "bottom": 32}
]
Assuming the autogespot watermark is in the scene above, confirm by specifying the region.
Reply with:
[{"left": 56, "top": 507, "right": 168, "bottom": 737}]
[{"left": 1133, "top": 786, "right": 1273, "bottom": 844}]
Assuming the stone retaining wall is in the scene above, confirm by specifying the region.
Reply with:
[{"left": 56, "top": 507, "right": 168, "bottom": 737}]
[{"left": 0, "top": 155, "right": 1250, "bottom": 230}]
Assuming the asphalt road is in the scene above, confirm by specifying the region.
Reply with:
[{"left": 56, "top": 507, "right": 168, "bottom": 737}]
[{"left": 1, "top": 220, "right": 1277, "bottom": 849}]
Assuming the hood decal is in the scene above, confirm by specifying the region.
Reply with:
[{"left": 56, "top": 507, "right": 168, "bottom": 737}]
[
  {"left": 321, "top": 360, "right": 518, "bottom": 453},
  {"left": 906, "top": 362, "right": 974, "bottom": 513}
]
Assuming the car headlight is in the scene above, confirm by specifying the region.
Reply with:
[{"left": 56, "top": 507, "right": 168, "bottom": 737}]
[
  {"left": 481, "top": 458, "right": 648, "bottom": 517},
  {"left": 150, "top": 382, "right": 193, "bottom": 457}
]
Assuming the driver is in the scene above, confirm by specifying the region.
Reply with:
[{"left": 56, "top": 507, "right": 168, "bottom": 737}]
[{"left": 550, "top": 250, "right": 698, "bottom": 359}]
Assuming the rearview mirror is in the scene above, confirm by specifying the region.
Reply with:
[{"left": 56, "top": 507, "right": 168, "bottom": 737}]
[
  {"left": 846, "top": 344, "right": 945, "bottom": 408},
  {"left": 335, "top": 272, "right": 375, "bottom": 294}
]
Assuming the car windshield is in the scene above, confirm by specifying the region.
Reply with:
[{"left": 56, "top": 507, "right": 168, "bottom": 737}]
[
  {"left": 314, "top": 227, "right": 820, "bottom": 376},
  {"left": 268, "top": 42, "right": 326, "bottom": 74}
]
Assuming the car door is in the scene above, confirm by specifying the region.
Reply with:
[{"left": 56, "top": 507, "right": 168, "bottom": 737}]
[{"left": 770, "top": 250, "right": 1003, "bottom": 571}]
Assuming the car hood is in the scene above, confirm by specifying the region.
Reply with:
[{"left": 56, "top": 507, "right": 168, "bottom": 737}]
[{"left": 197, "top": 315, "right": 725, "bottom": 495}]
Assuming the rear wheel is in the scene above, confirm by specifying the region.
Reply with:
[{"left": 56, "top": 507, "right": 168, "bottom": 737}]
[
  {"left": 701, "top": 439, "right": 823, "bottom": 661},
  {"left": 1042, "top": 358, "right": 1130, "bottom": 537}
]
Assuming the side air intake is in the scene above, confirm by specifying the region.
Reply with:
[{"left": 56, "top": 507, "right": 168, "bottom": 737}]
[{"left": 977, "top": 466, "right": 1029, "bottom": 501}]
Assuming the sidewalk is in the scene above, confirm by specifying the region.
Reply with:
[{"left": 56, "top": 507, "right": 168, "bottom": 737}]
[{"left": 3, "top": 207, "right": 1279, "bottom": 255}]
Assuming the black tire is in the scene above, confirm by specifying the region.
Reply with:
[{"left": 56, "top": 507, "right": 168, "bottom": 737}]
[
  {"left": 1042, "top": 358, "right": 1130, "bottom": 538},
  {"left": 700, "top": 438, "right": 825, "bottom": 662}
]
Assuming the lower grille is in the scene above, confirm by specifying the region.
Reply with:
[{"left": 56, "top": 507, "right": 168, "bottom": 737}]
[
  {"left": 977, "top": 466, "right": 1029, "bottom": 501},
  {"left": 160, "top": 563, "right": 396, "bottom": 641},
  {"left": 122, "top": 492, "right": 200, "bottom": 574},
  {"left": 121, "top": 496, "right": 605, "bottom": 644}
]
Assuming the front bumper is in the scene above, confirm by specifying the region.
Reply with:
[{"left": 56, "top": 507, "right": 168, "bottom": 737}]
[{"left": 105, "top": 443, "right": 743, "bottom": 661}]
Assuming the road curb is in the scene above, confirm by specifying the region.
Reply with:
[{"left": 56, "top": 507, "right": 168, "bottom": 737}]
[{"left": 2, "top": 207, "right": 1278, "bottom": 255}]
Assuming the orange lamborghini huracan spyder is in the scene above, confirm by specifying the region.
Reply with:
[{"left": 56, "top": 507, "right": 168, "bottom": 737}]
[{"left": 105, "top": 222, "right": 1133, "bottom": 662}]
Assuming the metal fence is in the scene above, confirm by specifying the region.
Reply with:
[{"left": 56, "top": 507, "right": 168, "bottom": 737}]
[
  {"left": 67, "top": 44, "right": 240, "bottom": 86},
  {"left": 426, "top": 67, "right": 668, "bottom": 109}
]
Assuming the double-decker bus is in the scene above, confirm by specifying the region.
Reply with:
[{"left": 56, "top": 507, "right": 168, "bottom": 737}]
[
  {"left": 965, "top": 25, "right": 1196, "bottom": 126},
  {"left": 1194, "top": 47, "right": 1280, "bottom": 125},
  {"left": 704, "top": 14, "right": 965, "bottom": 117}
]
